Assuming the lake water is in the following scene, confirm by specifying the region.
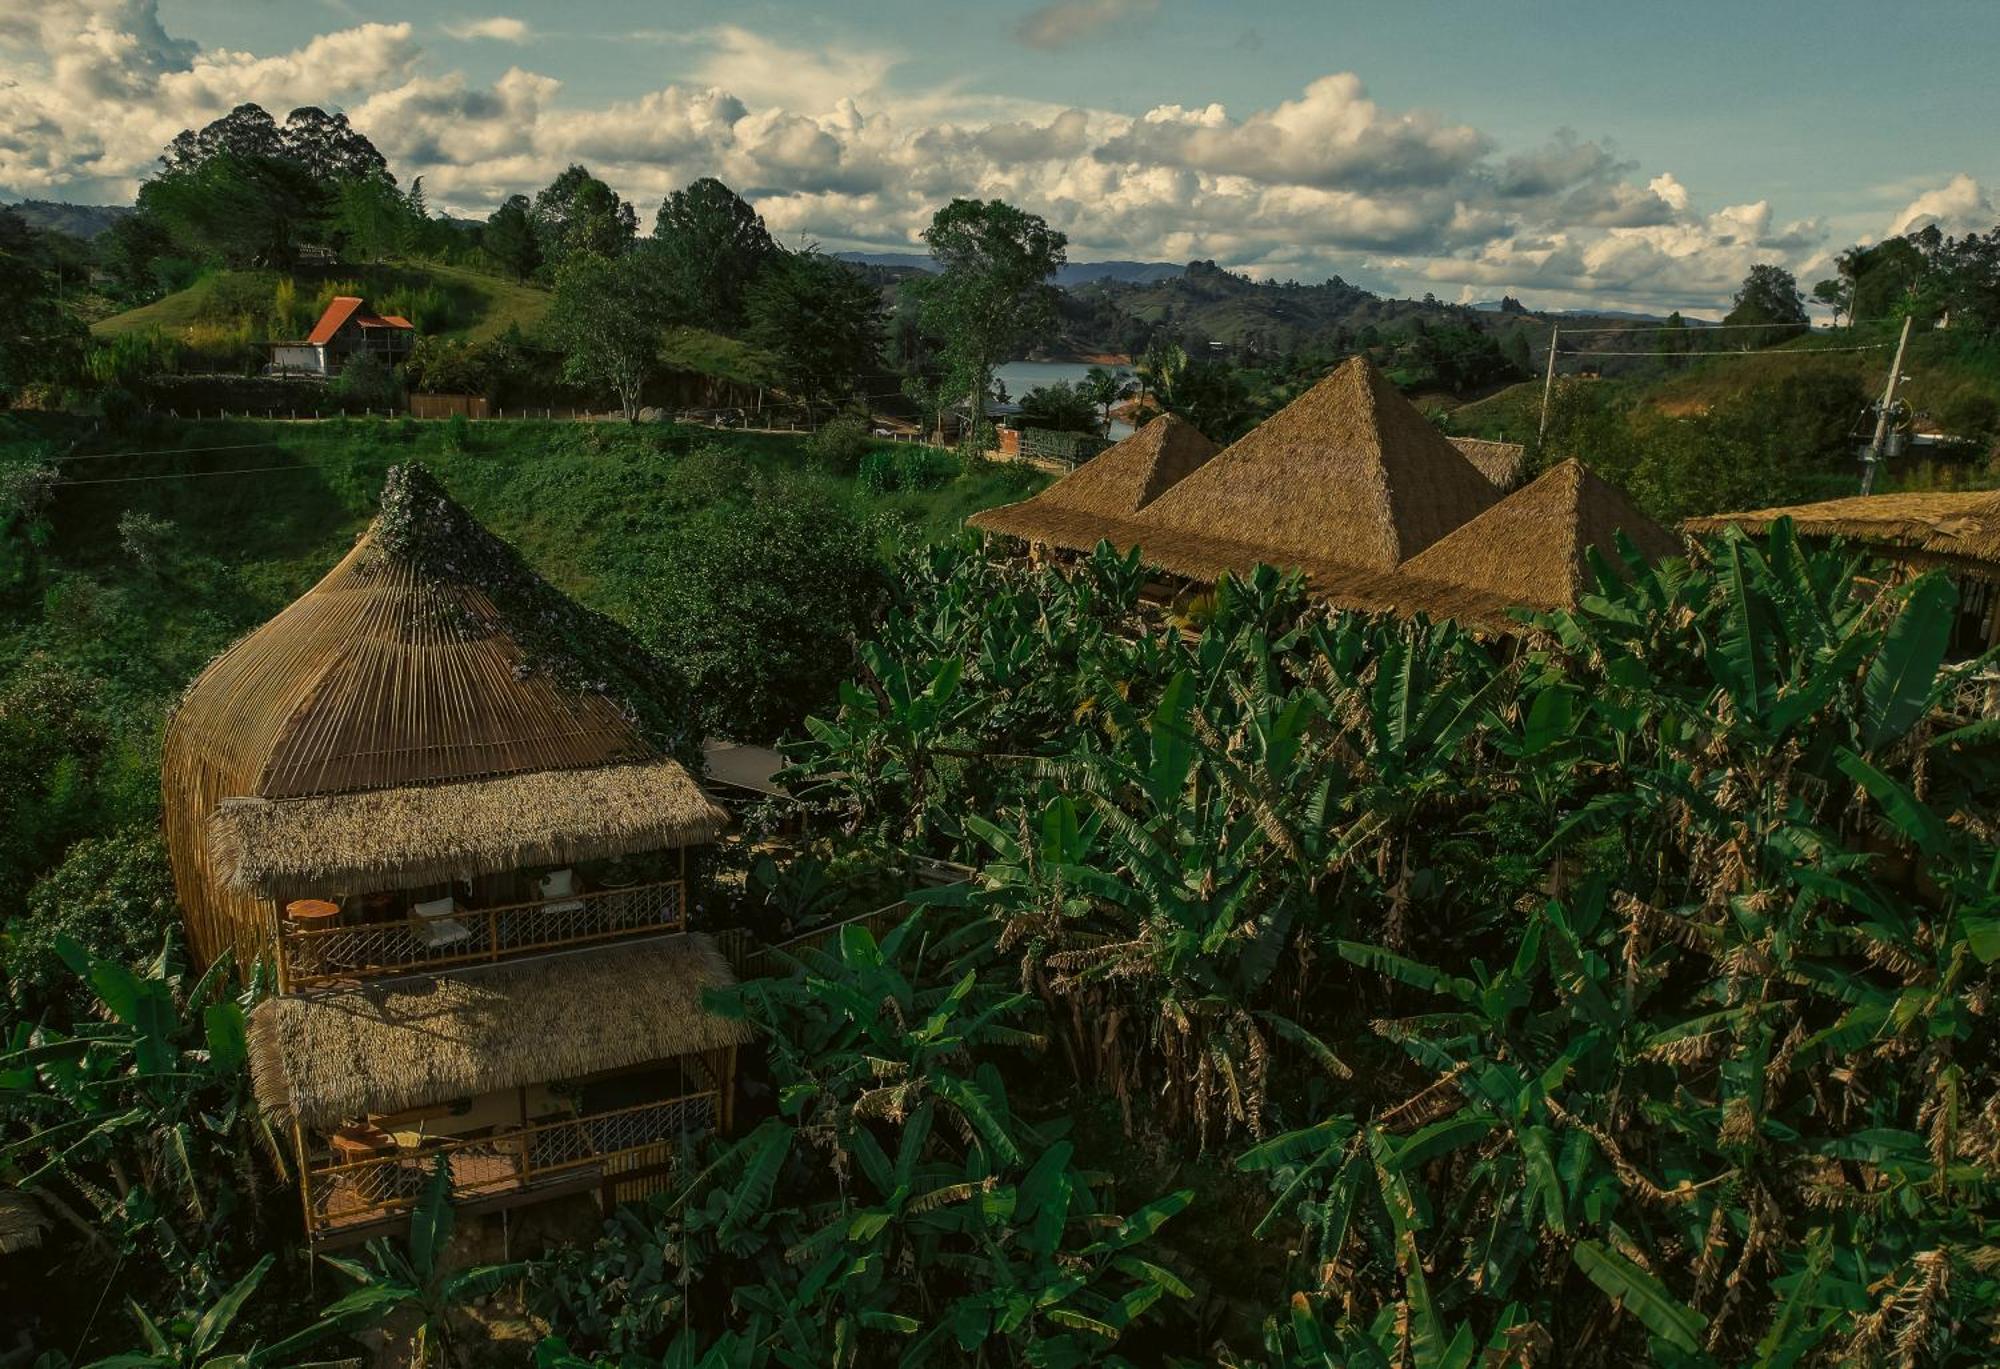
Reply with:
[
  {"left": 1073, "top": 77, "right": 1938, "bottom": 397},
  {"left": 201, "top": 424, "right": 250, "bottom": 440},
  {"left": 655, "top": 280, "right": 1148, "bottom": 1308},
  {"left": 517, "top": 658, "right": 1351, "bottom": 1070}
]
[{"left": 994, "top": 359, "right": 1138, "bottom": 439}]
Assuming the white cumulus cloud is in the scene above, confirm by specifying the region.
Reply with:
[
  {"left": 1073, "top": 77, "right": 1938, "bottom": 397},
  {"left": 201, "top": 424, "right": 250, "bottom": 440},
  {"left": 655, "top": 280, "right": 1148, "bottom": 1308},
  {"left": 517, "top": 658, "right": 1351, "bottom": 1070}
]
[{"left": 442, "top": 17, "right": 531, "bottom": 44}]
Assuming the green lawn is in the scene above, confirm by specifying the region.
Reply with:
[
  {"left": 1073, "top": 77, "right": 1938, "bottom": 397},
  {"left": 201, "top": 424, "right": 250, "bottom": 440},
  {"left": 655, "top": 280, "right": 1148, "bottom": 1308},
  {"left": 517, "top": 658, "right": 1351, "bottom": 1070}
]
[{"left": 91, "top": 260, "right": 552, "bottom": 343}]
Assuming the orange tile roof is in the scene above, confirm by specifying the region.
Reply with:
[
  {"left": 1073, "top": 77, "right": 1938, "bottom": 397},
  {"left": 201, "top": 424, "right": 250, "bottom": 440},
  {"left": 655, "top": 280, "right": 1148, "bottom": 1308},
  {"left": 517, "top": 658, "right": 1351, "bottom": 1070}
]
[{"left": 306, "top": 296, "right": 365, "bottom": 346}]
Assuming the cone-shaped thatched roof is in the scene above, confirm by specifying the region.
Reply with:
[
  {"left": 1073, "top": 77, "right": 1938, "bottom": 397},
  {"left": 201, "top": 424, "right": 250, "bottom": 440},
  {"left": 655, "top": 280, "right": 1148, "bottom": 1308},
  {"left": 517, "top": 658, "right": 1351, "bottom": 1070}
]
[
  {"left": 168, "top": 464, "right": 692, "bottom": 800},
  {"left": 1448, "top": 437, "right": 1527, "bottom": 492},
  {"left": 970, "top": 414, "right": 1219, "bottom": 543},
  {"left": 248, "top": 935, "right": 754, "bottom": 1129},
  {"left": 1684, "top": 490, "right": 2000, "bottom": 574},
  {"left": 166, "top": 466, "right": 720, "bottom": 969},
  {"left": 1314, "top": 460, "right": 1681, "bottom": 629}
]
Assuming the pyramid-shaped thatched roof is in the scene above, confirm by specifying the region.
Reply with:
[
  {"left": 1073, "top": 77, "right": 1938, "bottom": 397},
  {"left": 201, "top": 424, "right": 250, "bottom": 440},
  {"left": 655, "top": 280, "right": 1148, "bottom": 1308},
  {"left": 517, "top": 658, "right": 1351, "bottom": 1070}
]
[
  {"left": 1319, "top": 460, "right": 1683, "bottom": 629},
  {"left": 1448, "top": 436, "right": 1527, "bottom": 492},
  {"left": 970, "top": 414, "right": 1218, "bottom": 545},
  {"left": 1122, "top": 356, "right": 1500, "bottom": 579},
  {"left": 1684, "top": 490, "right": 2000, "bottom": 575}
]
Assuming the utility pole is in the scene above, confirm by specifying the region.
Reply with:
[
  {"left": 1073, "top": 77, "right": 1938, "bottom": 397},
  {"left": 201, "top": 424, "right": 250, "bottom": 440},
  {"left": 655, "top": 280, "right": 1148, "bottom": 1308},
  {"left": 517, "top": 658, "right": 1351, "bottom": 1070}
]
[
  {"left": 1536, "top": 324, "right": 1560, "bottom": 445},
  {"left": 1858, "top": 315, "right": 1914, "bottom": 495}
]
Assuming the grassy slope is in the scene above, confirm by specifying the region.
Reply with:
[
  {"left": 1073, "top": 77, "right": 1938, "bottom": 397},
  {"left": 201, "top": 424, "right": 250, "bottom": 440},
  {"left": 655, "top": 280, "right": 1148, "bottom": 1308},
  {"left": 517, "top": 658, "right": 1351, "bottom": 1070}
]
[
  {"left": 7, "top": 416, "right": 1039, "bottom": 720},
  {"left": 1449, "top": 329, "right": 2000, "bottom": 442},
  {"left": 91, "top": 260, "right": 551, "bottom": 344}
]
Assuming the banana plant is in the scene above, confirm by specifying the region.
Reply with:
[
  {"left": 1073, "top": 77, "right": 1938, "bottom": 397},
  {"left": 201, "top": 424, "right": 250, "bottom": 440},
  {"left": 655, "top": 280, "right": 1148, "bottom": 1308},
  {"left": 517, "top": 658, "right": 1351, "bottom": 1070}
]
[{"left": 311, "top": 1159, "right": 526, "bottom": 1369}]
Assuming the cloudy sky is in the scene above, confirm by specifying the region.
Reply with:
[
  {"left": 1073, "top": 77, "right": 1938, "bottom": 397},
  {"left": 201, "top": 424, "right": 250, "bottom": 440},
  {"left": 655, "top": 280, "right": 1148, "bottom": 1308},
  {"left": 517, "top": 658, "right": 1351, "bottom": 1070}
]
[{"left": 2, "top": 0, "right": 1995, "bottom": 313}]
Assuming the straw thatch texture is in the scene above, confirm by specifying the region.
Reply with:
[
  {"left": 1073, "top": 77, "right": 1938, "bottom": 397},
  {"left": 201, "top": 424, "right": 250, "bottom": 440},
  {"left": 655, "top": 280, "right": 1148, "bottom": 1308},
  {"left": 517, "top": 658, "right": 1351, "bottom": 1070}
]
[
  {"left": 0, "top": 1190, "right": 49, "bottom": 1254},
  {"left": 209, "top": 760, "right": 727, "bottom": 897},
  {"left": 163, "top": 465, "right": 710, "bottom": 973},
  {"left": 1448, "top": 437, "right": 1527, "bottom": 492},
  {"left": 1035, "top": 357, "right": 1499, "bottom": 582},
  {"left": 1684, "top": 490, "right": 2000, "bottom": 574},
  {"left": 970, "top": 414, "right": 1218, "bottom": 542},
  {"left": 247, "top": 935, "right": 754, "bottom": 1129},
  {"left": 1310, "top": 461, "right": 1682, "bottom": 631}
]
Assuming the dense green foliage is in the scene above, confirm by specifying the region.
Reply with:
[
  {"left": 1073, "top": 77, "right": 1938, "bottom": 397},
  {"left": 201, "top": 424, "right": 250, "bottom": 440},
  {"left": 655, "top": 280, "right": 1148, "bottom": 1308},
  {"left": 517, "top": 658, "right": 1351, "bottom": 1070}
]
[{"left": 778, "top": 528, "right": 2000, "bottom": 1363}]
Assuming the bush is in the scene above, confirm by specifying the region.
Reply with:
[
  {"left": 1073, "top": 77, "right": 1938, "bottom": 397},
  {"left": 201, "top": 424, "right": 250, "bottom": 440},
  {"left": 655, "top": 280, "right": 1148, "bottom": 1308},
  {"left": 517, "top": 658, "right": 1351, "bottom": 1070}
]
[
  {"left": 857, "top": 444, "right": 962, "bottom": 494},
  {"left": 444, "top": 412, "right": 472, "bottom": 453},
  {"left": 333, "top": 351, "right": 401, "bottom": 410},
  {"left": 3, "top": 829, "right": 175, "bottom": 1018},
  {"left": 117, "top": 509, "right": 176, "bottom": 573},
  {"left": 805, "top": 414, "right": 870, "bottom": 473}
]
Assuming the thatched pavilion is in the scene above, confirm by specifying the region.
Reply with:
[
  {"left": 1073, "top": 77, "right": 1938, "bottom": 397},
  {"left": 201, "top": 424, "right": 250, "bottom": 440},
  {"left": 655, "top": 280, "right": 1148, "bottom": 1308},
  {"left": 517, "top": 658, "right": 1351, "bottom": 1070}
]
[
  {"left": 1447, "top": 436, "right": 1528, "bottom": 493},
  {"left": 971, "top": 413, "right": 1219, "bottom": 548},
  {"left": 973, "top": 357, "right": 1501, "bottom": 583},
  {"left": 1315, "top": 460, "right": 1683, "bottom": 630},
  {"left": 1685, "top": 489, "right": 2000, "bottom": 652},
  {"left": 164, "top": 464, "right": 749, "bottom": 1237}
]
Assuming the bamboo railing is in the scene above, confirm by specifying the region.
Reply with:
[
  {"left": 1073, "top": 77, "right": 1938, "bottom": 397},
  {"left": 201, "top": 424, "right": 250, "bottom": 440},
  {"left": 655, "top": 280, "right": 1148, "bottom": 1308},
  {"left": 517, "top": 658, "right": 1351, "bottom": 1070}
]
[
  {"left": 301, "top": 1089, "right": 720, "bottom": 1234},
  {"left": 277, "top": 879, "right": 686, "bottom": 991}
]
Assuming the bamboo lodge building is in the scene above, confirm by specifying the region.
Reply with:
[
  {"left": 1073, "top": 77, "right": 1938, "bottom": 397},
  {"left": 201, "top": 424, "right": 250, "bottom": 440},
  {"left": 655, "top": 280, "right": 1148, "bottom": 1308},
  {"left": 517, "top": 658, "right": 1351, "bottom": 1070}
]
[
  {"left": 162, "top": 465, "right": 751, "bottom": 1240},
  {"left": 971, "top": 356, "right": 1676, "bottom": 631},
  {"left": 1686, "top": 490, "right": 2000, "bottom": 654}
]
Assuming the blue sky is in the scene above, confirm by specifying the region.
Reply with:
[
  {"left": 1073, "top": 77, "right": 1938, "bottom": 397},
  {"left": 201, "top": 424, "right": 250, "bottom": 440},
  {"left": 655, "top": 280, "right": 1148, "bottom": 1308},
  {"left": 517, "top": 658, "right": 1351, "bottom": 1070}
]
[{"left": 5, "top": 1, "right": 1995, "bottom": 311}]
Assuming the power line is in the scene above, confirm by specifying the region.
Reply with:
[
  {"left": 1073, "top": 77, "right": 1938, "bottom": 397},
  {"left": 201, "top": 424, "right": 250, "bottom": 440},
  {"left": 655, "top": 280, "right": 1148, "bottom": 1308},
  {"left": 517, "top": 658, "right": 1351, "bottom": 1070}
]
[
  {"left": 1554, "top": 343, "right": 1893, "bottom": 358},
  {"left": 56, "top": 464, "right": 321, "bottom": 487},
  {"left": 56, "top": 441, "right": 282, "bottom": 463}
]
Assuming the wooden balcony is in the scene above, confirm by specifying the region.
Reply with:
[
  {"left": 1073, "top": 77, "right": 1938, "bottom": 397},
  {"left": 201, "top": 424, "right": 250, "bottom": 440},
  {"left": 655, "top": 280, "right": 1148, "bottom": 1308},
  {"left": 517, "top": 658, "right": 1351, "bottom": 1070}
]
[
  {"left": 301, "top": 1088, "right": 719, "bottom": 1236},
  {"left": 277, "top": 878, "right": 686, "bottom": 991}
]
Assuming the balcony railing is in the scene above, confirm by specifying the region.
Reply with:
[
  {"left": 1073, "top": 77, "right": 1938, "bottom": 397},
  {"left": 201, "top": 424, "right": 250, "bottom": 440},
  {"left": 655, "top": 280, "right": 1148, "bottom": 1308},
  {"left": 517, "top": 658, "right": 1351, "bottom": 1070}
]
[
  {"left": 278, "top": 879, "right": 686, "bottom": 990},
  {"left": 301, "top": 1089, "right": 719, "bottom": 1234}
]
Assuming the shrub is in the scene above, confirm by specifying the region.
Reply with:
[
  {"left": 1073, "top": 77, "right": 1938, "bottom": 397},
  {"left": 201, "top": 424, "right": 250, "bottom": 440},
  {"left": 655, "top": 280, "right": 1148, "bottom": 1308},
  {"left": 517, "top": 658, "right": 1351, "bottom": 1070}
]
[
  {"left": 2, "top": 829, "right": 175, "bottom": 1018},
  {"left": 333, "top": 351, "right": 401, "bottom": 409},
  {"left": 444, "top": 411, "right": 472, "bottom": 452},
  {"left": 856, "top": 447, "right": 897, "bottom": 493},
  {"left": 117, "top": 509, "right": 177, "bottom": 573},
  {"left": 805, "top": 414, "right": 870, "bottom": 473},
  {"left": 856, "top": 445, "right": 962, "bottom": 494}
]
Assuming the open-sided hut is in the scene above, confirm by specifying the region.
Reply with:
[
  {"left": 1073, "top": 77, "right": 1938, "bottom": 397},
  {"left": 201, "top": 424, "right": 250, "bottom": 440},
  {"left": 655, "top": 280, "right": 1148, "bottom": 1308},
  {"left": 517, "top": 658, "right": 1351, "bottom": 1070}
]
[
  {"left": 969, "top": 413, "right": 1219, "bottom": 547},
  {"left": 164, "top": 464, "right": 746, "bottom": 1237},
  {"left": 1319, "top": 459, "right": 1683, "bottom": 630},
  {"left": 1684, "top": 489, "right": 2000, "bottom": 652}
]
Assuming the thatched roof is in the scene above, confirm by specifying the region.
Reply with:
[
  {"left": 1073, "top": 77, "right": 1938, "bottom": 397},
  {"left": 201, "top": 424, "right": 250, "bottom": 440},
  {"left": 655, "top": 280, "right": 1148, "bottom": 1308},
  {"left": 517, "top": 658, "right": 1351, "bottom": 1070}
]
[
  {"left": 1448, "top": 437, "right": 1527, "bottom": 492},
  {"left": 1683, "top": 490, "right": 2000, "bottom": 572},
  {"left": 0, "top": 1190, "right": 49, "bottom": 1254},
  {"left": 1312, "top": 460, "right": 1683, "bottom": 630},
  {"left": 247, "top": 935, "right": 754, "bottom": 1129},
  {"left": 208, "top": 760, "right": 728, "bottom": 897},
  {"left": 987, "top": 358, "right": 1500, "bottom": 581},
  {"left": 167, "top": 464, "right": 693, "bottom": 803},
  {"left": 970, "top": 414, "right": 1218, "bottom": 541}
]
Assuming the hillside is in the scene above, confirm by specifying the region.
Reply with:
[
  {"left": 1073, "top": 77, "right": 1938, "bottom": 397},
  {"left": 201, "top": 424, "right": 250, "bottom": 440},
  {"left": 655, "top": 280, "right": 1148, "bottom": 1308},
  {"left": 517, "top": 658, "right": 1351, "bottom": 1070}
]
[
  {"left": 1449, "top": 328, "right": 2000, "bottom": 444},
  {"left": 4, "top": 198, "right": 130, "bottom": 238},
  {"left": 91, "top": 260, "right": 550, "bottom": 344}
]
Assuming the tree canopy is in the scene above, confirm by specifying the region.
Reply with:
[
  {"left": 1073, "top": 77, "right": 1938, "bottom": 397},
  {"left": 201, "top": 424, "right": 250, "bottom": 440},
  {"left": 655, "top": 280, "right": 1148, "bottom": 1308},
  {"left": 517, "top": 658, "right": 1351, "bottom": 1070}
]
[
  {"left": 909, "top": 198, "right": 1067, "bottom": 423},
  {"left": 1722, "top": 262, "right": 1809, "bottom": 335},
  {"left": 743, "top": 250, "right": 885, "bottom": 420},
  {"left": 653, "top": 177, "right": 778, "bottom": 329},
  {"left": 532, "top": 164, "right": 638, "bottom": 270}
]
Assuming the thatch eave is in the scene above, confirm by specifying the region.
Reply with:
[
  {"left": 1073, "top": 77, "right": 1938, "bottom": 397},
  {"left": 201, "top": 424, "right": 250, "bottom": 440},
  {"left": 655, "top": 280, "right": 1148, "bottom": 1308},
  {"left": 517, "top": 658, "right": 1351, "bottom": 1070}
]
[
  {"left": 208, "top": 759, "right": 727, "bottom": 898},
  {"left": 246, "top": 934, "right": 754, "bottom": 1130},
  {"left": 1685, "top": 491, "right": 2000, "bottom": 577}
]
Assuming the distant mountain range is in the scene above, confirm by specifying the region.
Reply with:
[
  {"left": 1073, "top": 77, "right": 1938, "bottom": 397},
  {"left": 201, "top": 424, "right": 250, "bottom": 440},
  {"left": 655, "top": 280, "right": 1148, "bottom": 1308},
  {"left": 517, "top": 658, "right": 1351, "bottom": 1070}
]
[
  {"left": 833, "top": 251, "right": 1185, "bottom": 287},
  {"left": 4, "top": 198, "right": 130, "bottom": 238}
]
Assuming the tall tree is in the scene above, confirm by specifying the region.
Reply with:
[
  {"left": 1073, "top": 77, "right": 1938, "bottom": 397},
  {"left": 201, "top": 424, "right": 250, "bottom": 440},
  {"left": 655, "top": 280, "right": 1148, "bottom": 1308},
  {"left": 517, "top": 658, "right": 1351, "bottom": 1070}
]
[
  {"left": 160, "top": 103, "right": 285, "bottom": 174},
  {"left": 743, "top": 250, "right": 885, "bottom": 421},
  {"left": 483, "top": 194, "right": 542, "bottom": 281},
  {"left": 1079, "top": 365, "right": 1132, "bottom": 435},
  {"left": 531, "top": 164, "right": 637, "bottom": 269},
  {"left": 1722, "top": 262, "right": 1809, "bottom": 338},
  {"left": 280, "top": 105, "right": 391, "bottom": 183},
  {"left": 909, "top": 198, "right": 1067, "bottom": 433},
  {"left": 652, "top": 177, "right": 778, "bottom": 329},
  {"left": 547, "top": 246, "right": 677, "bottom": 421},
  {"left": 136, "top": 151, "right": 328, "bottom": 268}
]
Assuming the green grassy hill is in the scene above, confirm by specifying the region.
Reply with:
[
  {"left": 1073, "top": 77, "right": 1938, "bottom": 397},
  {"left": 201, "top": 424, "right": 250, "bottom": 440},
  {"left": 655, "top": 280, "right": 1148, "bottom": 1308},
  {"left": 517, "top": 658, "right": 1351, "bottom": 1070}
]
[{"left": 92, "top": 260, "right": 550, "bottom": 344}]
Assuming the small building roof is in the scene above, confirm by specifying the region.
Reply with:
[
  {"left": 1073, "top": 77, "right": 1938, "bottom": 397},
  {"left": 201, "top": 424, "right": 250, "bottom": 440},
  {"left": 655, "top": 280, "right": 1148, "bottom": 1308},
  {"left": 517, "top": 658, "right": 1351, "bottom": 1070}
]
[
  {"left": 1448, "top": 436, "right": 1527, "bottom": 493},
  {"left": 1683, "top": 490, "right": 2000, "bottom": 574},
  {"left": 208, "top": 759, "right": 727, "bottom": 898},
  {"left": 306, "top": 296, "right": 415, "bottom": 345},
  {"left": 969, "top": 414, "right": 1219, "bottom": 543},
  {"left": 247, "top": 935, "right": 755, "bottom": 1129}
]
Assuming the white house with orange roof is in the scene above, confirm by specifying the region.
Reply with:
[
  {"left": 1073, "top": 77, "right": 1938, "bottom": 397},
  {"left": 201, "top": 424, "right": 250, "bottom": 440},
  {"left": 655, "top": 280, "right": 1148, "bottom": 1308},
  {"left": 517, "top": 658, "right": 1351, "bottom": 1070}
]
[{"left": 268, "top": 296, "right": 415, "bottom": 376}]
